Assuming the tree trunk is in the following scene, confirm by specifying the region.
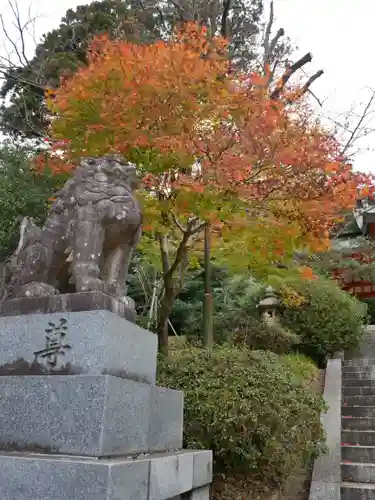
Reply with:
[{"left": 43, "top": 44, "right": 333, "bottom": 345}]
[
  {"left": 156, "top": 291, "right": 175, "bottom": 356},
  {"left": 156, "top": 232, "right": 190, "bottom": 356}
]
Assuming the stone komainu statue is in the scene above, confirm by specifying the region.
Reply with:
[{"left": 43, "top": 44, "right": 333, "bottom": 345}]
[{"left": 5, "top": 155, "right": 142, "bottom": 302}]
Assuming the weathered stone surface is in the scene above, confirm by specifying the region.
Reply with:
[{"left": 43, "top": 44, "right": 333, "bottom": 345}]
[
  {"left": 343, "top": 369, "right": 375, "bottom": 380},
  {"left": 149, "top": 451, "right": 195, "bottom": 500},
  {"left": 342, "top": 378, "right": 375, "bottom": 387},
  {"left": 184, "top": 486, "right": 210, "bottom": 500},
  {"left": 342, "top": 430, "right": 375, "bottom": 446},
  {"left": 342, "top": 445, "right": 375, "bottom": 464},
  {"left": 342, "top": 417, "right": 375, "bottom": 431},
  {"left": 341, "top": 482, "right": 375, "bottom": 500},
  {"left": 0, "top": 450, "right": 211, "bottom": 500},
  {"left": 5, "top": 155, "right": 142, "bottom": 303},
  {"left": 342, "top": 463, "right": 375, "bottom": 483},
  {"left": 309, "top": 482, "right": 340, "bottom": 500},
  {"left": 0, "top": 309, "right": 157, "bottom": 383},
  {"left": 0, "top": 292, "right": 135, "bottom": 321},
  {"left": 309, "top": 359, "right": 341, "bottom": 500},
  {"left": 192, "top": 451, "right": 213, "bottom": 489},
  {"left": 344, "top": 358, "right": 375, "bottom": 368},
  {"left": 344, "top": 395, "right": 375, "bottom": 406},
  {"left": 0, "top": 375, "right": 183, "bottom": 456},
  {"left": 343, "top": 386, "right": 375, "bottom": 396},
  {"left": 342, "top": 406, "right": 375, "bottom": 418},
  {"left": 148, "top": 386, "right": 184, "bottom": 452}
]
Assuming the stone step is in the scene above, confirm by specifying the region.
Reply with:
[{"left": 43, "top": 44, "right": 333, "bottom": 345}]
[
  {"left": 343, "top": 369, "right": 375, "bottom": 380},
  {"left": 342, "top": 462, "right": 375, "bottom": 483},
  {"left": 344, "top": 364, "right": 375, "bottom": 371},
  {"left": 342, "top": 430, "right": 375, "bottom": 447},
  {"left": 343, "top": 446, "right": 375, "bottom": 464},
  {"left": 343, "top": 407, "right": 375, "bottom": 419},
  {"left": 344, "top": 396, "right": 375, "bottom": 407},
  {"left": 344, "top": 387, "right": 375, "bottom": 397},
  {"left": 353, "top": 351, "right": 375, "bottom": 360},
  {"left": 343, "top": 379, "right": 375, "bottom": 388},
  {"left": 342, "top": 482, "right": 375, "bottom": 499},
  {"left": 342, "top": 418, "right": 375, "bottom": 431},
  {"left": 344, "top": 359, "right": 375, "bottom": 368}
]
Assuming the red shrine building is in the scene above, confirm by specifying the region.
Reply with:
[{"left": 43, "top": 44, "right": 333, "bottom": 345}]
[{"left": 332, "top": 197, "right": 375, "bottom": 299}]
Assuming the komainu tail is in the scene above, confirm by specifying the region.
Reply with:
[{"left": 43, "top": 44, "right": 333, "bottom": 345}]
[{"left": 15, "top": 217, "right": 41, "bottom": 255}]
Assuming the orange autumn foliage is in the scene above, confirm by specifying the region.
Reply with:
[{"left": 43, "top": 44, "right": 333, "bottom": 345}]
[
  {"left": 42, "top": 23, "right": 372, "bottom": 262},
  {"left": 299, "top": 266, "right": 317, "bottom": 281}
]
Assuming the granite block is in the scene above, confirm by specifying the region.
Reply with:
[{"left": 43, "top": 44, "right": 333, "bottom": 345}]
[
  {"left": 0, "top": 375, "right": 153, "bottom": 456},
  {"left": 148, "top": 386, "right": 184, "bottom": 452},
  {"left": 311, "top": 359, "right": 341, "bottom": 485},
  {"left": 107, "top": 459, "right": 150, "bottom": 500},
  {"left": 309, "top": 482, "right": 340, "bottom": 500},
  {"left": 149, "top": 451, "right": 195, "bottom": 500},
  {"left": 184, "top": 486, "right": 210, "bottom": 500},
  {"left": 0, "top": 452, "right": 149, "bottom": 500},
  {"left": 102, "top": 376, "right": 151, "bottom": 456},
  {"left": 341, "top": 484, "right": 375, "bottom": 500},
  {"left": 0, "top": 450, "right": 205, "bottom": 500},
  {"left": 0, "top": 375, "right": 184, "bottom": 456},
  {"left": 309, "top": 359, "right": 341, "bottom": 500},
  {"left": 0, "top": 291, "right": 135, "bottom": 320},
  {"left": 192, "top": 451, "right": 213, "bottom": 488},
  {"left": 0, "top": 309, "right": 157, "bottom": 384},
  {"left": 342, "top": 463, "right": 375, "bottom": 483}
]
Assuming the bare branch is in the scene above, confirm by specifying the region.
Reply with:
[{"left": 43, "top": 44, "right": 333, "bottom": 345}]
[
  {"left": 8, "top": 0, "right": 28, "bottom": 66},
  {"left": 300, "top": 69, "right": 324, "bottom": 95},
  {"left": 340, "top": 90, "right": 375, "bottom": 158},
  {"left": 192, "top": 220, "right": 207, "bottom": 234},
  {"left": 284, "top": 69, "right": 324, "bottom": 104},
  {"left": 263, "top": 0, "right": 274, "bottom": 67},
  {"left": 261, "top": 0, "right": 285, "bottom": 81},
  {"left": 270, "top": 52, "right": 313, "bottom": 100},
  {"left": 268, "top": 28, "right": 285, "bottom": 60},
  {"left": 172, "top": 213, "right": 187, "bottom": 233},
  {"left": 307, "top": 88, "right": 324, "bottom": 107},
  {"left": 168, "top": 0, "right": 189, "bottom": 22},
  {"left": 0, "top": 11, "right": 24, "bottom": 69}
]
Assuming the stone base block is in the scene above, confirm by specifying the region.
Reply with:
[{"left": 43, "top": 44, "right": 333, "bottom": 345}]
[
  {"left": 0, "top": 375, "right": 183, "bottom": 456},
  {"left": 0, "top": 449, "right": 212, "bottom": 500},
  {"left": 0, "top": 307, "right": 157, "bottom": 384},
  {"left": 0, "top": 291, "right": 135, "bottom": 320}
]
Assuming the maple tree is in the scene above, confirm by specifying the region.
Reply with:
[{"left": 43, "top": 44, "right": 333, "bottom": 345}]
[
  {"left": 0, "top": 0, "right": 265, "bottom": 138},
  {"left": 40, "top": 23, "right": 370, "bottom": 352}
]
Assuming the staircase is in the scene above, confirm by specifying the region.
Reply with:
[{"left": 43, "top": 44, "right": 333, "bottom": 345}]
[{"left": 341, "top": 329, "right": 375, "bottom": 499}]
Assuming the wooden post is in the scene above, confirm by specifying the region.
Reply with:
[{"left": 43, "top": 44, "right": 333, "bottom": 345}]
[{"left": 203, "top": 223, "right": 213, "bottom": 349}]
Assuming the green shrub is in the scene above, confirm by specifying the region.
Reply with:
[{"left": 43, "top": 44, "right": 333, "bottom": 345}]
[
  {"left": 231, "top": 315, "right": 299, "bottom": 354},
  {"left": 281, "top": 277, "right": 367, "bottom": 364},
  {"left": 362, "top": 299, "right": 375, "bottom": 324},
  {"left": 168, "top": 273, "right": 263, "bottom": 342},
  {"left": 157, "top": 345, "right": 325, "bottom": 489}
]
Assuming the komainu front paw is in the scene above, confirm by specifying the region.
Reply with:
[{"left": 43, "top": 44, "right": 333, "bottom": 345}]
[
  {"left": 75, "top": 277, "right": 106, "bottom": 293},
  {"left": 19, "top": 282, "right": 59, "bottom": 298}
]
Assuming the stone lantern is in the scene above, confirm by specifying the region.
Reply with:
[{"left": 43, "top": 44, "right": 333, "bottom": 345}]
[{"left": 258, "top": 286, "right": 281, "bottom": 325}]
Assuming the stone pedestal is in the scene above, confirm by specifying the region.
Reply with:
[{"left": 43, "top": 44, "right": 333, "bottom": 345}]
[{"left": 0, "top": 293, "right": 212, "bottom": 499}]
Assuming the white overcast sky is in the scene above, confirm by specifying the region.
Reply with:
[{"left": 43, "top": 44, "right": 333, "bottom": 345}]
[{"left": 1, "top": 0, "right": 375, "bottom": 173}]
